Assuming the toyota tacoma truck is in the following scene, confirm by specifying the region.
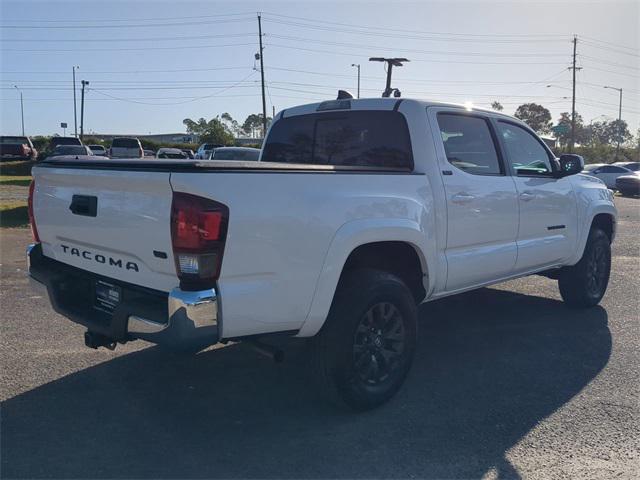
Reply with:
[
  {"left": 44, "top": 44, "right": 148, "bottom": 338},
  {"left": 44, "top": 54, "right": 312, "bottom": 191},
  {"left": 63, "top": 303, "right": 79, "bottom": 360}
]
[{"left": 27, "top": 98, "right": 616, "bottom": 410}]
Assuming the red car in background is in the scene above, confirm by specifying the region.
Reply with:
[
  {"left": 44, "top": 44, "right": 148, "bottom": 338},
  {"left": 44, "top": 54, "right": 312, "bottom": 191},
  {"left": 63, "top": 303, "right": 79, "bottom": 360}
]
[{"left": 0, "top": 136, "right": 38, "bottom": 161}]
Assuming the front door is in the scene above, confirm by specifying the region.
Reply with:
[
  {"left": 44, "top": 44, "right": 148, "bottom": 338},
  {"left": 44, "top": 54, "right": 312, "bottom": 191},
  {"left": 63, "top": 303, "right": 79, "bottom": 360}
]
[
  {"left": 432, "top": 111, "right": 519, "bottom": 292},
  {"left": 494, "top": 120, "right": 578, "bottom": 272}
]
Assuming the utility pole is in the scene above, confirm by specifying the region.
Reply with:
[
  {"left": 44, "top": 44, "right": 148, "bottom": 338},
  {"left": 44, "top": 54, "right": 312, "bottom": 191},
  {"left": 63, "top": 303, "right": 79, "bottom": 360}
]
[
  {"left": 257, "top": 13, "right": 267, "bottom": 138},
  {"left": 604, "top": 85, "right": 623, "bottom": 161},
  {"left": 72, "top": 65, "right": 79, "bottom": 138},
  {"left": 351, "top": 63, "right": 361, "bottom": 98},
  {"left": 13, "top": 85, "right": 24, "bottom": 136},
  {"left": 80, "top": 80, "right": 89, "bottom": 140},
  {"left": 369, "top": 57, "right": 409, "bottom": 97},
  {"left": 568, "top": 36, "right": 581, "bottom": 153}
]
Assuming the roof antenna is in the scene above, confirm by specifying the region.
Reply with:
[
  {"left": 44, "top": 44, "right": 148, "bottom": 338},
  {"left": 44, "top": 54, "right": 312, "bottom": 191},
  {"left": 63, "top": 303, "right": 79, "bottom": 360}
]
[{"left": 369, "top": 57, "right": 409, "bottom": 98}]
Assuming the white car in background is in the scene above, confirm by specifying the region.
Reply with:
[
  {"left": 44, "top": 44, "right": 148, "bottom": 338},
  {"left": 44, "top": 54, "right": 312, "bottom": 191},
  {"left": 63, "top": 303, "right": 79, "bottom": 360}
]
[
  {"left": 88, "top": 145, "right": 107, "bottom": 157},
  {"left": 195, "top": 143, "right": 223, "bottom": 159},
  {"left": 108, "top": 137, "right": 144, "bottom": 159},
  {"left": 582, "top": 163, "right": 633, "bottom": 189}
]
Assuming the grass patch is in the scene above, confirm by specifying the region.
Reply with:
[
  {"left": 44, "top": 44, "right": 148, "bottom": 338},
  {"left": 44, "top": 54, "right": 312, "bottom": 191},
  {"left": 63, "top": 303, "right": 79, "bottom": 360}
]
[
  {"left": 0, "top": 201, "right": 29, "bottom": 228},
  {"left": 0, "top": 175, "right": 31, "bottom": 187},
  {"left": 0, "top": 160, "right": 35, "bottom": 176}
]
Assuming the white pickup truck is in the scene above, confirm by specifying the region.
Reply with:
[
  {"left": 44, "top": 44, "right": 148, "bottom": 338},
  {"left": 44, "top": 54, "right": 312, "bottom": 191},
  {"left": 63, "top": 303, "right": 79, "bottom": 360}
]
[{"left": 27, "top": 98, "right": 616, "bottom": 410}]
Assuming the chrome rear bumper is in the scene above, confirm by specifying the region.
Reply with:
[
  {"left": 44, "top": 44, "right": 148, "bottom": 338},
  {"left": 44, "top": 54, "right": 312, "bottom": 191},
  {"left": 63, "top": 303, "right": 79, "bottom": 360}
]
[{"left": 27, "top": 243, "right": 219, "bottom": 349}]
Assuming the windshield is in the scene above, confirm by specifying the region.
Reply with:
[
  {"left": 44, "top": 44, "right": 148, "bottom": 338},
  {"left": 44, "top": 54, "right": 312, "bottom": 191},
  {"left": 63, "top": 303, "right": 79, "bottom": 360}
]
[
  {"left": 212, "top": 149, "right": 260, "bottom": 161},
  {"left": 158, "top": 151, "right": 187, "bottom": 159},
  {"left": 0, "top": 136, "right": 28, "bottom": 144},
  {"left": 51, "top": 145, "right": 90, "bottom": 156},
  {"left": 583, "top": 164, "right": 602, "bottom": 171},
  {"left": 112, "top": 138, "right": 140, "bottom": 148}
]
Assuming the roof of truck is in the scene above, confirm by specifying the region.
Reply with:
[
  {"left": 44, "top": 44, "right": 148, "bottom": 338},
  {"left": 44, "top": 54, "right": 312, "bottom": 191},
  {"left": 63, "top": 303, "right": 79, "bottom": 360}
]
[{"left": 279, "top": 97, "right": 517, "bottom": 122}]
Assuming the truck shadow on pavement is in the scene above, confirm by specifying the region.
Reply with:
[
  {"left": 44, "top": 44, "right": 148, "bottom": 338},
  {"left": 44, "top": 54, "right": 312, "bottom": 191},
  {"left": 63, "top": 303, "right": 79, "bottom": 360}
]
[{"left": 2, "top": 288, "right": 611, "bottom": 479}]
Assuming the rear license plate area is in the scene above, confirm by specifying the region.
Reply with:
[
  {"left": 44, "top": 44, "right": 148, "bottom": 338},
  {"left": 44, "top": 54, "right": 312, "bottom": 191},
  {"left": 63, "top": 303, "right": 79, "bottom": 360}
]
[{"left": 94, "top": 280, "right": 122, "bottom": 313}]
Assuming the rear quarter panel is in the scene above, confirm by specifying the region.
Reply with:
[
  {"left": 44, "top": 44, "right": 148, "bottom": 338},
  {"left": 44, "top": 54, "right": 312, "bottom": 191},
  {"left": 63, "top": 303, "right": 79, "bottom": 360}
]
[{"left": 169, "top": 172, "right": 432, "bottom": 338}]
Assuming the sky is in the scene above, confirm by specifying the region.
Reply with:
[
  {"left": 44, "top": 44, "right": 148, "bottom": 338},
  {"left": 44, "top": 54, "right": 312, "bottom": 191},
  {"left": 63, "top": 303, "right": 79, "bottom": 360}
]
[{"left": 1, "top": 0, "right": 638, "bottom": 137}]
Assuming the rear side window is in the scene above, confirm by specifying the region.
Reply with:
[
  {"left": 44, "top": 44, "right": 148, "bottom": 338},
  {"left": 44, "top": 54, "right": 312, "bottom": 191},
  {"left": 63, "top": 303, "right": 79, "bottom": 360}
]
[
  {"left": 112, "top": 138, "right": 139, "bottom": 148},
  {"left": 262, "top": 111, "right": 413, "bottom": 170},
  {"left": 437, "top": 113, "right": 502, "bottom": 175}
]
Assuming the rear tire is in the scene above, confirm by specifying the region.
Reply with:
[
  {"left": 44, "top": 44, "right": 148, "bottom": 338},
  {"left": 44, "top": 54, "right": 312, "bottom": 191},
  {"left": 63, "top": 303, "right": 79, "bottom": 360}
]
[
  {"left": 310, "top": 269, "right": 417, "bottom": 411},
  {"left": 558, "top": 228, "right": 611, "bottom": 308}
]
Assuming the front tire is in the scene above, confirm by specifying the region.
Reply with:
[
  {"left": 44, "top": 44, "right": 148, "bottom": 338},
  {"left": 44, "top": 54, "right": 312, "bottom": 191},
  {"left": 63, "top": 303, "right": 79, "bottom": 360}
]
[
  {"left": 310, "top": 269, "right": 417, "bottom": 411},
  {"left": 558, "top": 228, "right": 611, "bottom": 308}
]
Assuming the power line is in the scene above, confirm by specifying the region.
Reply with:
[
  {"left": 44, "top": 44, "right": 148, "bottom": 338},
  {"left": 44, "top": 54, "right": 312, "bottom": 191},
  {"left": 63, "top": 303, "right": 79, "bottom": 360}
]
[
  {"left": 262, "top": 12, "right": 568, "bottom": 39},
  {"left": 1, "top": 33, "right": 255, "bottom": 43},
  {"left": 267, "top": 33, "right": 568, "bottom": 57},
  {"left": 0, "top": 16, "right": 254, "bottom": 29},
  {"left": 3, "top": 42, "right": 258, "bottom": 53},
  {"left": 2, "top": 12, "right": 255, "bottom": 24},
  {"left": 266, "top": 42, "right": 568, "bottom": 65}
]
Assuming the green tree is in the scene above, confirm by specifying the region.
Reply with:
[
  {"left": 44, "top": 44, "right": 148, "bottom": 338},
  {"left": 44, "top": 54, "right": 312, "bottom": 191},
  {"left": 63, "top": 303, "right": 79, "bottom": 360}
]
[
  {"left": 589, "top": 119, "right": 631, "bottom": 146},
  {"left": 554, "top": 111, "right": 587, "bottom": 148},
  {"left": 221, "top": 112, "right": 242, "bottom": 137},
  {"left": 242, "top": 113, "right": 272, "bottom": 138},
  {"left": 490, "top": 101, "right": 504, "bottom": 112},
  {"left": 183, "top": 116, "right": 234, "bottom": 145},
  {"left": 514, "top": 103, "right": 552, "bottom": 134}
]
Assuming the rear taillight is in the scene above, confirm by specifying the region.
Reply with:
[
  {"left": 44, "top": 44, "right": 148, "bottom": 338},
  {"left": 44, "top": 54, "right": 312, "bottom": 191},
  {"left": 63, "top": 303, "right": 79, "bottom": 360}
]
[
  {"left": 28, "top": 180, "right": 40, "bottom": 242},
  {"left": 171, "top": 192, "right": 228, "bottom": 289}
]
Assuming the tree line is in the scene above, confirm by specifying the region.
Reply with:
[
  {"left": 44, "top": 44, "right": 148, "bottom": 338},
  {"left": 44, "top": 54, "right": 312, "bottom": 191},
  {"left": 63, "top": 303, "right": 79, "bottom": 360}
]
[{"left": 182, "top": 112, "right": 271, "bottom": 146}]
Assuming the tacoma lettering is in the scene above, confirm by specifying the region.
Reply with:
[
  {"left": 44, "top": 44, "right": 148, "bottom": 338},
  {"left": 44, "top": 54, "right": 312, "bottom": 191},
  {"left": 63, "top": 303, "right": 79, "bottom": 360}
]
[{"left": 59, "top": 244, "right": 138, "bottom": 272}]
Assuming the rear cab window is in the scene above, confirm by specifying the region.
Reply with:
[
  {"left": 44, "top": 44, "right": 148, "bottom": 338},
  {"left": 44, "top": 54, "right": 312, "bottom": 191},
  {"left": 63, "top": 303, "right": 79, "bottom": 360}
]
[
  {"left": 262, "top": 110, "right": 414, "bottom": 170},
  {"left": 112, "top": 138, "right": 140, "bottom": 148}
]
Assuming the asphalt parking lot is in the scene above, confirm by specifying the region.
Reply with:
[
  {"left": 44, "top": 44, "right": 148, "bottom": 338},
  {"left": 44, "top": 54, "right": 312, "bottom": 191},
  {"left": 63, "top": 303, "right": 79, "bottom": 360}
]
[{"left": 1, "top": 196, "right": 638, "bottom": 479}]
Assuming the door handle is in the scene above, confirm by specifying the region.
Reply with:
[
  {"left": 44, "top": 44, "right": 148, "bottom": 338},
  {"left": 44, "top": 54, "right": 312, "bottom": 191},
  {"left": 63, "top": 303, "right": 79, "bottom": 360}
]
[
  {"left": 451, "top": 193, "right": 475, "bottom": 204},
  {"left": 519, "top": 191, "right": 535, "bottom": 202}
]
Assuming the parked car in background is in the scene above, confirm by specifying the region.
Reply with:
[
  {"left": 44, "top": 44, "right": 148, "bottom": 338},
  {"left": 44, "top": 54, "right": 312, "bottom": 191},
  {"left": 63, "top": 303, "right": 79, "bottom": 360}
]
[
  {"left": 195, "top": 143, "right": 223, "bottom": 159},
  {"left": 109, "top": 137, "right": 143, "bottom": 158},
  {"left": 50, "top": 136, "right": 82, "bottom": 149},
  {"left": 88, "top": 144, "right": 107, "bottom": 156},
  {"left": 181, "top": 149, "right": 195, "bottom": 159},
  {"left": 210, "top": 147, "right": 260, "bottom": 161},
  {"left": 582, "top": 163, "right": 633, "bottom": 189},
  {"left": 0, "top": 136, "right": 37, "bottom": 161},
  {"left": 143, "top": 149, "right": 155, "bottom": 158},
  {"left": 47, "top": 145, "right": 95, "bottom": 158},
  {"left": 156, "top": 148, "right": 188, "bottom": 159},
  {"left": 615, "top": 172, "right": 640, "bottom": 196},
  {"left": 613, "top": 161, "right": 640, "bottom": 172}
]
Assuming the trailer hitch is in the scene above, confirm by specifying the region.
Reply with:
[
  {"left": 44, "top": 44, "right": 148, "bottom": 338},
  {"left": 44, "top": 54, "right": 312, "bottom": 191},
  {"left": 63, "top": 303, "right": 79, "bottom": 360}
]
[{"left": 84, "top": 331, "right": 117, "bottom": 350}]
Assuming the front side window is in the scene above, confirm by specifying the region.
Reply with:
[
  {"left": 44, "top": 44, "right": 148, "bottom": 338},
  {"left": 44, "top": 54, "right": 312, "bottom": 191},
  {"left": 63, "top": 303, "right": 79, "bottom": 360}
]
[
  {"left": 262, "top": 111, "right": 413, "bottom": 170},
  {"left": 437, "top": 113, "right": 502, "bottom": 175},
  {"left": 497, "top": 122, "right": 553, "bottom": 175}
]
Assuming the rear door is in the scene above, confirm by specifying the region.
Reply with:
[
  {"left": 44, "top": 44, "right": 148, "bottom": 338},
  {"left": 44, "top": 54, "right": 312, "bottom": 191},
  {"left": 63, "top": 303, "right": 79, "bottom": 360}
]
[
  {"left": 494, "top": 120, "right": 578, "bottom": 271},
  {"left": 32, "top": 165, "right": 178, "bottom": 292},
  {"left": 430, "top": 109, "right": 519, "bottom": 291}
]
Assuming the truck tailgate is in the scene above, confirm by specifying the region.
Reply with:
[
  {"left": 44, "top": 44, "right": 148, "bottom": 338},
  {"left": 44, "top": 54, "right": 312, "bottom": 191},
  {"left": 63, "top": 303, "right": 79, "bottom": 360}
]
[{"left": 32, "top": 166, "right": 178, "bottom": 292}]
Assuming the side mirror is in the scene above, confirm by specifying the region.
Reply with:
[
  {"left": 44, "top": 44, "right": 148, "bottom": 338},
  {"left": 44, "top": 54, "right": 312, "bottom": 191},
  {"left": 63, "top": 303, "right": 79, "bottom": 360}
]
[{"left": 556, "top": 154, "right": 584, "bottom": 177}]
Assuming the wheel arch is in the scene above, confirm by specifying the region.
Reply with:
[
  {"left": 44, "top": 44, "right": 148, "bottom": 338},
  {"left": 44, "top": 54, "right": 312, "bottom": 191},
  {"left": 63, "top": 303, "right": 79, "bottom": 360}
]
[{"left": 297, "top": 218, "right": 433, "bottom": 337}]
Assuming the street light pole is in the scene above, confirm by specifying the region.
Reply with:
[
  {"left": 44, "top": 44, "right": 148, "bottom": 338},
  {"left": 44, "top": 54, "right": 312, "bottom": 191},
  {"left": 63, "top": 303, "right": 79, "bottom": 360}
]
[
  {"left": 72, "top": 65, "right": 79, "bottom": 138},
  {"left": 13, "top": 85, "right": 24, "bottom": 136},
  {"left": 604, "top": 85, "right": 623, "bottom": 161},
  {"left": 351, "top": 63, "right": 361, "bottom": 98},
  {"left": 80, "top": 80, "right": 89, "bottom": 141}
]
